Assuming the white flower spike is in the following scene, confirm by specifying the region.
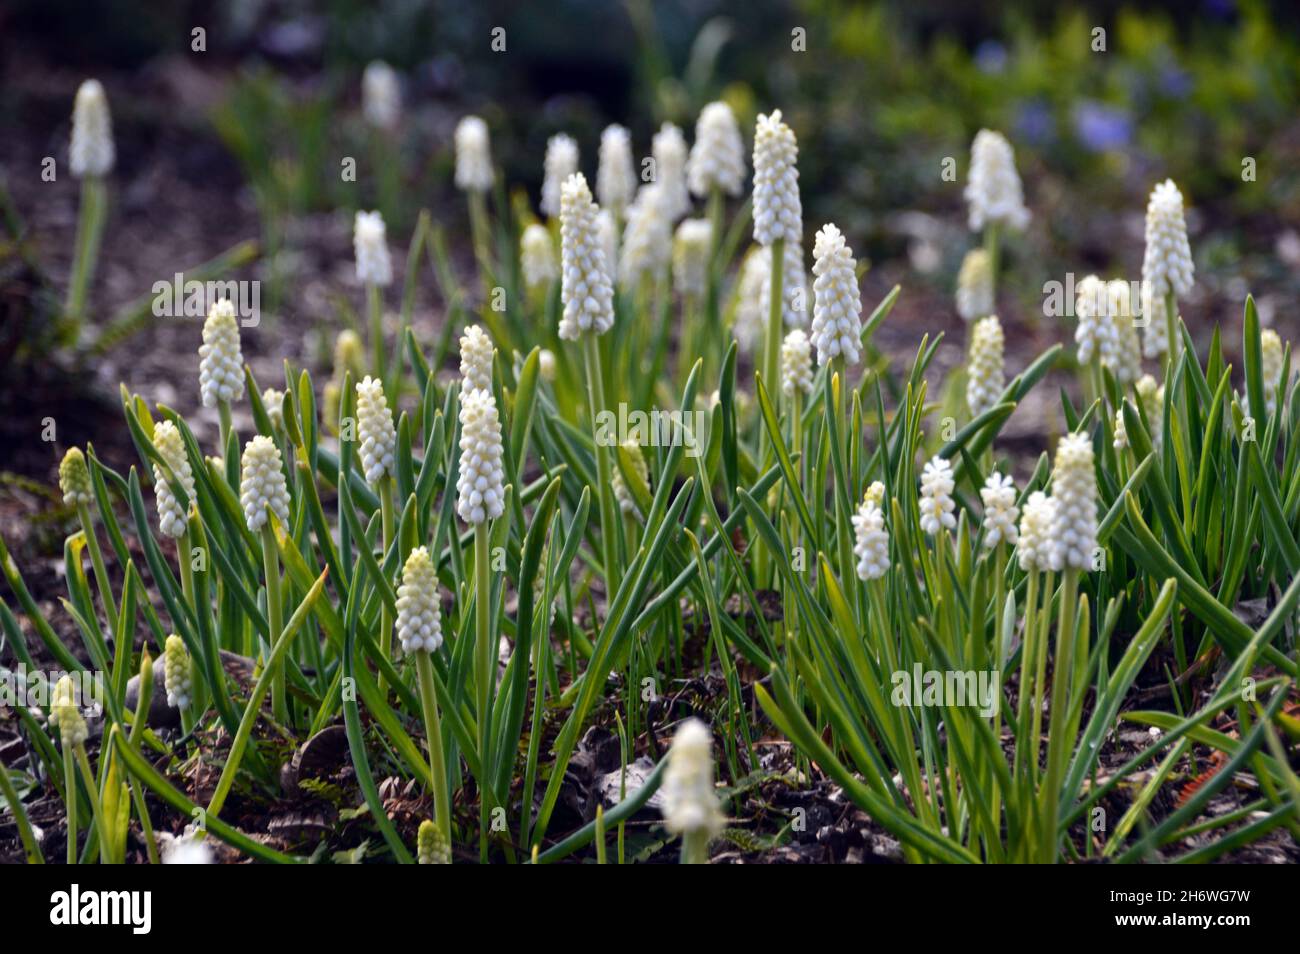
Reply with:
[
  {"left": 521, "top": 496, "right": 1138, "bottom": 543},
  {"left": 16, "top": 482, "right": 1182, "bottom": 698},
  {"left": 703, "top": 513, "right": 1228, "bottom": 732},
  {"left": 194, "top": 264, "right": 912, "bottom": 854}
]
[
  {"left": 48, "top": 675, "right": 88, "bottom": 748},
  {"left": 918, "top": 455, "right": 957, "bottom": 536},
  {"left": 70, "top": 79, "right": 114, "bottom": 178},
  {"left": 520, "top": 223, "right": 558, "bottom": 293},
  {"left": 59, "top": 447, "right": 93, "bottom": 507},
  {"left": 459, "top": 324, "right": 495, "bottom": 394},
  {"left": 964, "top": 129, "right": 1029, "bottom": 232},
  {"left": 152, "top": 420, "right": 195, "bottom": 539},
  {"left": 1016, "top": 491, "right": 1057, "bottom": 572},
  {"left": 688, "top": 101, "right": 745, "bottom": 198},
  {"left": 597, "top": 124, "right": 637, "bottom": 221},
  {"left": 810, "top": 224, "right": 862, "bottom": 366},
  {"left": 362, "top": 61, "right": 401, "bottom": 132},
  {"left": 356, "top": 376, "right": 397, "bottom": 486},
  {"left": 456, "top": 388, "right": 506, "bottom": 525},
  {"left": 611, "top": 439, "right": 649, "bottom": 515},
  {"left": 396, "top": 547, "right": 443, "bottom": 654},
  {"left": 1074, "top": 275, "right": 1118, "bottom": 369},
  {"left": 652, "top": 122, "right": 691, "bottom": 221},
  {"left": 662, "top": 719, "right": 724, "bottom": 843},
  {"left": 966, "top": 314, "right": 1005, "bottom": 418},
  {"left": 1142, "top": 179, "right": 1194, "bottom": 302},
  {"left": 164, "top": 634, "right": 192, "bottom": 710},
  {"left": 980, "top": 472, "right": 1019, "bottom": 549},
  {"left": 853, "top": 495, "right": 890, "bottom": 581},
  {"left": 198, "top": 299, "right": 245, "bottom": 409},
  {"left": 354, "top": 210, "right": 393, "bottom": 287},
  {"left": 240, "top": 435, "right": 290, "bottom": 532},
  {"left": 780, "top": 328, "right": 814, "bottom": 398},
  {"left": 752, "top": 110, "right": 801, "bottom": 247},
  {"left": 454, "top": 115, "right": 494, "bottom": 193},
  {"left": 956, "top": 248, "right": 994, "bottom": 322},
  {"left": 1047, "top": 432, "right": 1097, "bottom": 572},
  {"left": 541, "top": 133, "right": 579, "bottom": 219},
  {"left": 558, "top": 173, "right": 615, "bottom": 340},
  {"left": 672, "top": 218, "right": 712, "bottom": 299},
  {"left": 619, "top": 184, "right": 672, "bottom": 290}
]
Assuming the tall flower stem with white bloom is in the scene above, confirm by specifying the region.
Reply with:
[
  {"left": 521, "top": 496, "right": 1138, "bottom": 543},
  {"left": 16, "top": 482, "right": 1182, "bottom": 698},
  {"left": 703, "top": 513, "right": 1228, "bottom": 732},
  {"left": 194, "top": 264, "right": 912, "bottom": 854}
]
[
  {"left": 65, "top": 80, "right": 114, "bottom": 340},
  {"left": 50, "top": 676, "right": 105, "bottom": 864},
  {"left": 241, "top": 435, "right": 292, "bottom": 724}
]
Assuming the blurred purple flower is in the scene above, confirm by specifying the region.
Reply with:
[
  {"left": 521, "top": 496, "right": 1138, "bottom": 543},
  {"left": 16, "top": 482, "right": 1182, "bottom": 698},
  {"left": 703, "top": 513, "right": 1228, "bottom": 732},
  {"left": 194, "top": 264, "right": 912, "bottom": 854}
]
[
  {"left": 1159, "top": 65, "right": 1192, "bottom": 98},
  {"left": 975, "top": 41, "right": 1008, "bottom": 74},
  {"left": 1014, "top": 100, "right": 1054, "bottom": 147},
  {"left": 1072, "top": 101, "right": 1132, "bottom": 152}
]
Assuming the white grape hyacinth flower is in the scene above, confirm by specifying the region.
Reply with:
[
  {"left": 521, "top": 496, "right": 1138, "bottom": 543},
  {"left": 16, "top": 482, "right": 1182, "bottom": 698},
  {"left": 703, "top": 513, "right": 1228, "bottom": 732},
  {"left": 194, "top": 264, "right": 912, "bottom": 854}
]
[
  {"left": 672, "top": 218, "right": 712, "bottom": 299},
  {"left": 70, "top": 79, "right": 114, "bottom": 178},
  {"left": 538, "top": 348, "right": 557, "bottom": 382},
  {"left": 1140, "top": 281, "right": 1167, "bottom": 359},
  {"left": 1142, "top": 179, "right": 1194, "bottom": 302},
  {"left": 597, "top": 124, "right": 637, "bottom": 222},
  {"left": 611, "top": 439, "right": 649, "bottom": 515},
  {"left": 761, "top": 241, "right": 808, "bottom": 329},
  {"left": 780, "top": 328, "right": 814, "bottom": 398},
  {"left": 356, "top": 376, "right": 397, "bottom": 486},
  {"left": 164, "top": 634, "right": 192, "bottom": 710},
  {"left": 956, "top": 248, "right": 994, "bottom": 321},
  {"left": 396, "top": 546, "right": 443, "bottom": 654},
  {"left": 810, "top": 224, "right": 862, "bottom": 366},
  {"left": 558, "top": 173, "right": 615, "bottom": 340},
  {"left": 161, "top": 832, "right": 214, "bottom": 865},
  {"left": 596, "top": 209, "right": 619, "bottom": 285},
  {"left": 1047, "top": 432, "right": 1097, "bottom": 572},
  {"left": 59, "top": 448, "right": 93, "bottom": 507},
  {"left": 1073, "top": 275, "right": 1119, "bottom": 369},
  {"left": 732, "top": 247, "right": 768, "bottom": 350},
  {"left": 688, "top": 101, "right": 745, "bottom": 198},
  {"left": 456, "top": 388, "right": 506, "bottom": 525},
  {"left": 652, "top": 122, "right": 691, "bottom": 221},
  {"left": 1258, "top": 328, "right": 1285, "bottom": 418},
  {"left": 48, "top": 675, "right": 88, "bottom": 748},
  {"left": 541, "top": 133, "right": 579, "bottom": 219},
  {"left": 459, "top": 324, "right": 495, "bottom": 394},
  {"left": 1107, "top": 279, "right": 1143, "bottom": 385},
  {"left": 1135, "top": 374, "right": 1165, "bottom": 452},
  {"left": 918, "top": 455, "right": 957, "bottom": 536},
  {"left": 520, "top": 223, "right": 558, "bottom": 293},
  {"left": 661, "top": 719, "right": 724, "bottom": 840},
  {"left": 151, "top": 420, "right": 195, "bottom": 539},
  {"left": 751, "top": 110, "right": 801, "bottom": 246},
  {"left": 198, "top": 299, "right": 245, "bottom": 408},
  {"left": 1016, "top": 491, "right": 1057, "bottom": 572},
  {"left": 852, "top": 495, "right": 890, "bottom": 581},
  {"left": 354, "top": 210, "right": 393, "bottom": 287},
  {"left": 964, "top": 129, "right": 1029, "bottom": 232},
  {"left": 240, "top": 435, "right": 290, "bottom": 532},
  {"left": 619, "top": 184, "right": 672, "bottom": 290},
  {"left": 362, "top": 61, "right": 401, "bottom": 131},
  {"left": 262, "top": 388, "right": 285, "bottom": 431},
  {"left": 454, "top": 115, "right": 494, "bottom": 193},
  {"left": 979, "top": 471, "right": 1019, "bottom": 549},
  {"left": 966, "top": 314, "right": 1005, "bottom": 418}
]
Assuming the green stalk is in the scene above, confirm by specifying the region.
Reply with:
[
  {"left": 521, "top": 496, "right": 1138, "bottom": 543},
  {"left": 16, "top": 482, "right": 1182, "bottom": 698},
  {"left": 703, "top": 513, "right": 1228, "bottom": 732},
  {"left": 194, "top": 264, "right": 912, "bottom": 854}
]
[
  {"left": 984, "top": 223, "right": 1000, "bottom": 304},
  {"left": 473, "top": 520, "right": 493, "bottom": 863},
  {"left": 1164, "top": 291, "right": 1179, "bottom": 374},
  {"left": 63, "top": 741, "right": 78, "bottom": 865},
  {"left": 415, "top": 651, "right": 452, "bottom": 856},
  {"left": 260, "top": 524, "right": 287, "bottom": 725},
  {"left": 218, "top": 399, "right": 233, "bottom": 456},
  {"left": 65, "top": 176, "right": 107, "bottom": 341},
  {"left": 369, "top": 282, "right": 385, "bottom": 380},
  {"left": 681, "top": 828, "right": 710, "bottom": 865},
  {"left": 761, "top": 237, "right": 786, "bottom": 464},
  {"left": 75, "top": 501, "right": 118, "bottom": 639},
  {"left": 582, "top": 331, "right": 620, "bottom": 587},
  {"left": 0, "top": 752, "right": 43, "bottom": 863},
  {"left": 1041, "top": 567, "right": 1079, "bottom": 862},
  {"left": 377, "top": 476, "right": 396, "bottom": 698}
]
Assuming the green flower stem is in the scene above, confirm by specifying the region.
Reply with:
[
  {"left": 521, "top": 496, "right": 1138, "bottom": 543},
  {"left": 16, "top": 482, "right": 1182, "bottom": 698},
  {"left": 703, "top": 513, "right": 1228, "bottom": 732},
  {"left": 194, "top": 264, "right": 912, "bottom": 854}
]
[
  {"left": 261, "top": 524, "right": 287, "bottom": 725},
  {"left": 706, "top": 185, "right": 724, "bottom": 358},
  {"left": 65, "top": 176, "right": 107, "bottom": 341},
  {"left": 376, "top": 476, "right": 396, "bottom": 700},
  {"left": 582, "top": 331, "right": 620, "bottom": 588},
  {"left": 757, "top": 237, "right": 786, "bottom": 586},
  {"left": 984, "top": 223, "right": 1001, "bottom": 305},
  {"left": 1164, "top": 291, "right": 1179, "bottom": 374},
  {"left": 681, "top": 828, "right": 710, "bottom": 865},
  {"left": 73, "top": 744, "right": 110, "bottom": 864},
  {"left": 1013, "top": 569, "right": 1039, "bottom": 786},
  {"left": 415, "top": 650, "right": 452, "bottom": 857},
  {"left": 176, "top": 527, "right": 207, "bottom": 720},
  {"left": 1030, "top": 569, "right": 1054, "bottom": 790},
  {"left": 473, "top": 520, "right": 493, "bottom": 863},
  {"left": 468, "top": 190, "right": 493, "bottom": 292},
  {"left": 63, "top": 741, "right": 78, "bottom": 864},
  {"left": 1041, "top": 566, "right": 1079, "bottom": 863},
  {"left": 75, "top": 501, "right": 118, "bottom": 640},
  {"left": 218, "top": 399, "right": 233, "bottom": 456},
  {"left": 0, "top": 750, "right": 42, "bottom": 863},
  {"left": 368, "top": 282, "right": 385, "bottom": 380}
]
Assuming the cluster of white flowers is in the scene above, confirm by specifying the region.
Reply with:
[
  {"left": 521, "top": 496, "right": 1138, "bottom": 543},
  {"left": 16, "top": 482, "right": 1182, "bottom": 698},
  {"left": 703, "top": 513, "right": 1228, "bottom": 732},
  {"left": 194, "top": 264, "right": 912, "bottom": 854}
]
[
  {"left": 661, "top": 719, "right": 724, "bottom": 839},
  {"left": 456, "top": 388, "right": 506, "bottom": 525},
  {"left": 611, "top": 439, "right": 649, "bottom": 515},
  {"left": 48, "top": 675, "right": 88, "bottom": 747},
  {"left": 751, "top": 110, "right": 801, "bottom": 246},
  {"left": 1106, "top": 280, "right": 1143, "bottom": 385},
  {"left": 356, "top": 376, "right": 397, "bottom": 486},
  {"left": 918, "top": 455, "right": 956, "bottom": 536},
  {"left": 1135, "top": 374, "right": 1165, "bottom": 452},
  {"left": 597, "top": 124, "right": 637, "bottom": 221},
  {"left": 459, "top": 324, "right": 495, "bottom": 394},
  {"left": 70, "top": 79, "right": 114, "bottom": 178},
  {"left": 979, "top": 472, "right": 1019, "bottom": 549},
  {"left": 1047, "top": 432, "right": 1097, "bottom": 571},
  {"left": 596, "top": 209, "right": 619, "bottom": 284},
  {"left": 152, "top": 420, "right": 195, "bottom": 539},
  {"left": 688, "top": 101, "right": 745, "bottom": 198},
  {"left": 1112, "top": 408, "right": 1130, "bottom": 451},
  {"left": 239, "top": 435, "right": 290, "bottom": 532},
  {"left": 761, "top": 242, "right": 808, "bottom": 330},
  {"left": 1074, "top": 275, "right": 1118, "bottom": 370},
  {"left": 732, "top": 247, "right": 768, "bottom": 349},
  {"left": 966, "top": 315, "right": 1005, "bottom": 417},
  {"left": 964, "top": 129, "right": 1029, "bottom": 232},
  {"left": 541, "top": 133, "right": 579, "bottom": 219},
  {"left": 262, "top": 388, "right": 285, "bottom": 432},
  {"left": 652, "top": 122, "right": 690, "bottom": 221},
  {"left": 1016, "top": 491, "right": 1057, "bottom": 572},
  {"left": 520, "top": 223, "right": 558, "bottom": 293},
  {"left": 1258, "top": 328, "right": 1285, "bottom": 418},
  {"left": 852, "top": 494, "right": 890, "bottom": 581},
  {"left": 956, "top": 248, "right": 993, "bottom": 321},
  {"left": 558, "top": 174, "right": 615, "bottom": 340},
  {"left": 362, "top": 61, "right": 401, "bottom": 131},
  {"left": 810, "top": 224, "right": 862, "bottom": 366},
  {"left": 198, "top": 300, "right": 245, "bottom": 408},
  {"left": 780, "top": 328, "right": 813, "bottom": 398},
  {"left": 396, "top": 547, "right": 443, "bottom": 654},
  {"left": 59, "top": 447, "right": 93, "bottom": 507},
  {"left": 164, "top": 634, "right": 192, "bottom": 709},
  {"left": 619, "top": 184, "right": 672, "bottom": 289},
  {"left": 454, "top": 115, "right": 494, "bottom": 193},
  {"left": 417, "top": 819, "right": 450, "bottom": 865},
  {"left": 354, "top": 210, "right": 393, "bottom": 287},
  {"left": 672, "top": 218, "right": 712, "bottom": 299},
  {"left": 1142, "top": 179, "right": 1194, "bottom": 301},
  {"left": 1140, "top": 281, "right": 1167, "bottom": 359}
]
